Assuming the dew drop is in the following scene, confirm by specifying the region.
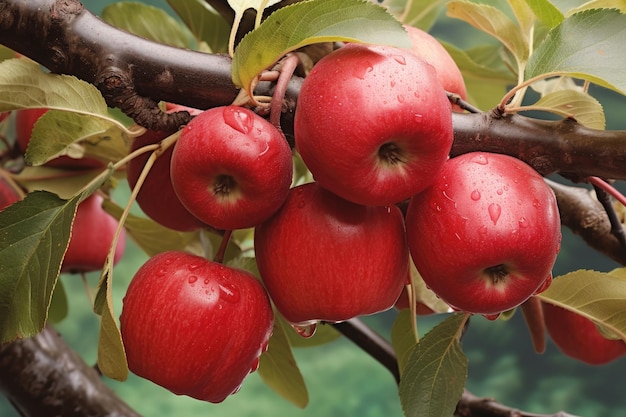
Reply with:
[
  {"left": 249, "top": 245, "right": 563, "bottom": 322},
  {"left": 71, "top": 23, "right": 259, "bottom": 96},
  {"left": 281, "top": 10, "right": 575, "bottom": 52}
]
[
  {"left": 392, "top": 54, "right": 407, "bottom": 65},
  {"left": 352, "top": 63, "right": 373, "bottom": 79},
  {"left": 470, "top": 190, "right": 481, "bottom": 201},
  {"left": 430, "top": 201, "right": 442, "bottom": 212},
  {"left": 156, "top": 268, "right": 167, "bottom": 277},
  {"left": 488, "top": 203, "right": 502, "bottom": 225},
  {"left": 188, "top": 263, "right": 202, "bottom": 271},
  {"left": 397, "top": 94, "right": 405, "bottom": 103},
  {"left": 478, "top": 225, "right": 488, "bottom": 235},
  {"left": 390, "top": 80, "right": 396, "bottom": 88},
  {"left": 188, "top": 275, "right": 198, "bottom": 284},
  {"left": 496, "top": 188, "right": 503, "bottom": 195},
  {"left": 414, "top": 114, "right": 423, "bottom": 123},
  {"left": 250, "top": 357, "right": 260, "bottom": 372},
  {"left": 518, "top": 217, "right": 528, "bottom": 228},
  {"left": 223, "top": 107, "right": 253, "bottom": 134},
  {"left": 291, "top": 322, "right": 317, "bottom": 338},
  {"left": 219, "top": 282, "right": 240, "bottom": 303},
  {"left": 204, "top": 278, "right": 210, "bottom": 285},
  {"left": 471, "top": 154, "right": 489, "bottom": 165},
  {"left": 483, "top": 313, "right": 501, "bottom": 321}
]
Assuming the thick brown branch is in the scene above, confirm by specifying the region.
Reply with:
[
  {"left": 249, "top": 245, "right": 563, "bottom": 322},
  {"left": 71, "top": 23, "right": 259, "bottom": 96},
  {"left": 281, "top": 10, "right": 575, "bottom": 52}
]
[
  {"left": 547, "top": 179, "right": 626, "bottom": 265},
  {"left": 0, "top": 325, "right": 142, "bottom": 417},
  {"left": 456, "top": 390, "right": 582, "bottom": 417}
]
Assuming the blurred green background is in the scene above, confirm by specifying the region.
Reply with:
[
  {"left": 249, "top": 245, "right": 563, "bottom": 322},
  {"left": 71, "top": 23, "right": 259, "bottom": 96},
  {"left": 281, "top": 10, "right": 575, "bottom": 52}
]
[{"left": 2, "top": 1, "right": 626, "bottom": 416}]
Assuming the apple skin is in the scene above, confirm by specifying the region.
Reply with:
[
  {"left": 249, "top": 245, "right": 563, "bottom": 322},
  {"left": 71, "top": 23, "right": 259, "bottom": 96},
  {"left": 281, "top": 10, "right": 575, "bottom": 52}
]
[
  {"left": 120, "top": 250, "right": 274, "bottom": 403},
  {"left": 16, "top": 108, "right": 103, "bottom": 169},
  {"left": 254, "top": 182, "right": 409, "bottom": 325},
  {"left": 294, "top": 43, "right": 453, "bottom": 207},
  {"left": 127, "top": 128, "right": 206, "bottom": 232},
  {"left": 404, "top": 25, "right": 467, "bottom": 112},
  {"left": 405, "top": 152, "right": 561, "bottom": 315},
  {"left": 61, "top": 193, "right": 126, "bottom": 274},
  {"left": 0, "top": 176, "right": 20, "bottom": 210},
  {"left": 171, "top": 106, "right": 293, "bottom": 230},
  {"left": 542, "top": 302, "right": 626, "bottom": 365}
]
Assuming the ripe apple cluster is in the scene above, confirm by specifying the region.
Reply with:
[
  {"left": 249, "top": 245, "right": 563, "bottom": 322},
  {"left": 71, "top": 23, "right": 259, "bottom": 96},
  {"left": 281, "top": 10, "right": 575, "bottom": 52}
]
[{"left": 119, "top": 30, "right": 562, "bottom": 402}]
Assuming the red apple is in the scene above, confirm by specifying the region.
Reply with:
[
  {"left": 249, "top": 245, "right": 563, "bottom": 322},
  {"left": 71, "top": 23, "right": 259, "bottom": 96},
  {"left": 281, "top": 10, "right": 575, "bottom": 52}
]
[
  {"left": 254, "top": 182, "right": 409, "bottom": 325},
  {"left": 0, "top": 176, "right": 20, "bottom": 210},
  {"left": 405, "top": 152, "right": 561, "bottom": 315},
  {"left": 170, "top": 106, "right": 293, "bottom": 230},
  {"left": 404, "top": 25, "right": 467, "bottom": 112},
  {"left": 0, "top": 112, "right": 9, "bottom": 123},
  {"left": 127, "top": 129, "right": 206, "bottom": 232},
  {"left": 120, "top": 250, "right": 274, "bottom": 403},
  {"left": 294, "top": 43, "right": 453, "bottom": 206},
  {"left": 542, "top": 302, "right": 626, "bottom": 365},
  {"left": 16, "top": 108, "right": 103, "bottom": 169},
  {"left": 61, "top": 193, "right": 126, "bottom": 273}
]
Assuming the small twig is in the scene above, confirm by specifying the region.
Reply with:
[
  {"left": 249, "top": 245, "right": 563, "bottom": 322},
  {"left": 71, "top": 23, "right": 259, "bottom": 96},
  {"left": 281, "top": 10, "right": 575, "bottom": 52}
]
[
  {"left": 456, "top": 389, "right": 583, "bottom": 417},
  {"left": 270, "top": 54, "right": 301, "bottom": 131},
  {"left": 213, "top": 229, "right": 233, "bottom": 264},
  {"left": 447, "top": 92, "right": 482, "bottom": 114},
  {"left": 590, "top": 179, "right": 626, "bottom": 250}
]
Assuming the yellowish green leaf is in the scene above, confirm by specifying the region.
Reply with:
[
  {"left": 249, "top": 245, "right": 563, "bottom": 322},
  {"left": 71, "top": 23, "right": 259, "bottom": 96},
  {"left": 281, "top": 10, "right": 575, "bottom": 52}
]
[
  {"left": 258, "top": 316, "right": 309, "bottom": 408},
  {"left": 537, "top": 269, "right": 626, "bottom": 342},
  {"left": 529, "top": 89, "right": 605, "bottom": 129},
  {"left": 447, "top": 1, "right": 529, "bottom": 65},
  {"left": 167, "top": 0, "right": 230, "bottom": 53},
  {"left": 391, "top": 309, "right": 418, "bottom": 375},
  {"left": 524, "top": 0, "right": 564, "bottom": 28},
  {"left": 97, "top": 285, "right": 129, "bottom": 381},
  {"left": 231, "top": 0, "right": 411, "bottom": 95}
]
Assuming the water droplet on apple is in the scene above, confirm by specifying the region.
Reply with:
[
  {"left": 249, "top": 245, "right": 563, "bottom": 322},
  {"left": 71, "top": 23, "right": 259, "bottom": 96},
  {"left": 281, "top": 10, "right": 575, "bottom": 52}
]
[
  {"left": 188, "top": 263, "right": 202, "bottom": 271},
  {"left": 219, "top": 282, "right": 240, "bottom": 303},
  {"left": 488, "top": 203, "right": 501, "bottom": 225},
  {"left": 471, "top": 154, "right": 489, "bottom": 165},
  {"left": 430, "top": 201, "right": 442, "bottom": 212},
  {"left": 483, "top": 313, "right": 501, "bottom": 321},
  {"left": 518, "top": 217, "right": 528, "bottom": 228},
  {"left": 204, "top": 278, "right": 210, "bottom": 285},
  {"left": 533, "top": 198, "right": 541, "bottom": 208},
  {"left": 156, "top": 268, "right": 167, "bottom": 277},
  {"left": 352, "top": 63, "right": 373, "bottom": 79},
  {"left": 223, "top": 107, "right": 254, "bottom": 134},
  {"left": 478, "top": 225, "right": 488, "bottom": 235},
  {"left": 470, "top": 190, "right": 481, "bottom": 201},
  {"left": 392, "top": 54, "right": 407, "bottom": 65},
  {"left": 291, "top": 322, "right": 317, "bottom": 338},
  {"left": 414, "top": 114, "right": 423, "bottom": 123},
  {"left": 397, "top": 94, "right": 405, "bottom": 103},
  {"left": 188, "top": 275, "right": 198, "bottom": 284},
  {"left": 496, "top": 188, "right": 503, "bottom": 195},
  {"left": 390, "top": 80, "right": 396, "bottom": 88},
  {"left": 250, "top": 357, "right": 260, "bottom": 372}
]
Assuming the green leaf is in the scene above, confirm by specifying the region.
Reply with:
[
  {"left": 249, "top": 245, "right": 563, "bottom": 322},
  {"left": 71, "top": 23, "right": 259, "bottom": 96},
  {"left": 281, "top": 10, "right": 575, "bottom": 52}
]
[
  {"left": 399, "top": 313, "right": 468, "bottom": 417},
  {"left": 102, "top": 200, "right": 205, "bottom": 257},
  {"left": 447, "top": 1, "right": 529, "bottom": 65},
  {"left": 530, "top": 88, "right": 605, "bottom": 129},
  {"left": 258, "top": 316, "right": 309, "bottom": 408},
  {"left": 568, "top": 0, "right": 626, "bottom": 15},
  {"left": 231, "top": 0, "right": 411, "bottom": 94},
  {"left": 0, "top": 191, "right": 79, "bottom": 342},
  {"left": 15, "top": 166, "right": 104, "bottom": 200},
  {"left": 48, "top": 278, "right": 68, "bottom": 324},
  {"left": 508, "top": 0, "right": 537, "bottom": 34},
  {"left": 391, "top": 309, "right": 418, "bottom": 375},
  {"left": 525, "top": 8, "right": 626, "bottom": 94},
  {"left": 98, "top": 282, "right": 129, "bottom": 381},
  {"left": 537, "top": 269, "right": 626, "bottom": 341},
  {"left": 26, "top": 110, "right": 131, "bottom": 166},
  {"left": 379, "top": 0, "right": 447, "bottom": 30},
  {"left": 167, "top": 0, "right": 230, "bottom": 53},
  {"left": 524, "top": 0, "right": 564, "bottom": 28},
  {"left": 0, "top": 59, "right": 109, "bottom": 114},
  {"left": 102, "top": 2, "right": 193, "bottom": 49}
]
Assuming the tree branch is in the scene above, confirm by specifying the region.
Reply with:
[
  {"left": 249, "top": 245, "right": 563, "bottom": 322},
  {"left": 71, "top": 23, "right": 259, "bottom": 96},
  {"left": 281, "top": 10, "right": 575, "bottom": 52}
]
[{"left": 0, "top": 325, "right": 142, "bottom": 417}]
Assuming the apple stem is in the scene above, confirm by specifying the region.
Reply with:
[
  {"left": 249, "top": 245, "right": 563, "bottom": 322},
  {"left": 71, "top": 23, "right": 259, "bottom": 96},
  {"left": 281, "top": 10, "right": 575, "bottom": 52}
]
[
  {"left": 331, "top": 319, "right": 400, "bottom": 384},
  {"left": 213, "top": 229, "right": 233, "bottom": 264},
  {"left": 269, "top": 53, "right": 300, "bottom": 133}
]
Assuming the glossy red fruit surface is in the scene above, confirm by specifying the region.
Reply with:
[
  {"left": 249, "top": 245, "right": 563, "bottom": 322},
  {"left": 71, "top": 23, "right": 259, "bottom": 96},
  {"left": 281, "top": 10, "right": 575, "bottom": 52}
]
[
  {"left": 543, "top": 302, "right": 626, "bottom": 365},
  {"left": 171, "top": 106, "right": 293, "bottom": 230},
  {"left": 61, "top": 193, "right": 126, "bottom": 273},
  {"left": 406, "top": 152, "right": 561, "bottom": 315},
  {"left": 294, "top": 43, "right": 453, "bottom": 206},
  {"left": 120, "top": 251, "right": 274, "bottom": 403},
  {"left": 254, "top": 182, "right": 409, "bottom": 325},
  {"left": 127, "top": 129, "right": 206, "bottom": 232}
]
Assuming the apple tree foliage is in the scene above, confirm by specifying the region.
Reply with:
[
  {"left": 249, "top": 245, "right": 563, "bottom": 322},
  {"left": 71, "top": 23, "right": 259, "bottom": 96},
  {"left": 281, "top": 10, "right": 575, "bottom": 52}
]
[{"left": 1, "top": 0, "right": 626, "bottom": 416}]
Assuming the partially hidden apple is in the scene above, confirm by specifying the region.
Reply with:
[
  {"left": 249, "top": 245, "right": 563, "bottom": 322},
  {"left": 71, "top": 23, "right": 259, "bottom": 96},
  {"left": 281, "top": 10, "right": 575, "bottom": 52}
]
[
  {"left": 171, "top": 106, "right": 293, "bottom": 230},
  {"left": 0, "top": 176, "right": 20, "bottom": 210},
  {"left": 404, "top": 25, "right": 467, "bottom": 112},
  {"left": 120, "top": 250, "right": 274, "bottom": 403},
  {"left": 405, "top": 152, "right": 561, "bottom": 315},
  {"left": 294, "top": 43, "right": 453, "bottom": 206},
  {"left": 127, "top": 128, "right": 206, "bottom": 232},
  {"left": 254, "top": 182, "right": 409, "bottom": 325},
  {"left": 16, "top": 108, "right": 103, "bottom": 169},
  {"left": 61, "top": 193, "right": 126, "bottom": 274},
  {"left": 542, "top": 302, "right": 626, "bottom": 365}
]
